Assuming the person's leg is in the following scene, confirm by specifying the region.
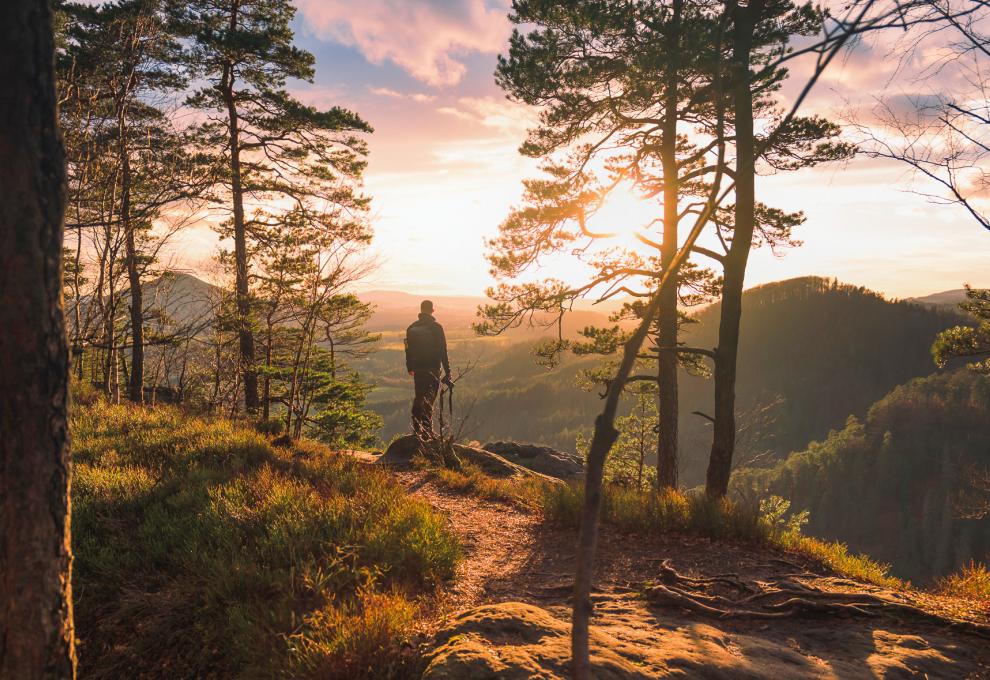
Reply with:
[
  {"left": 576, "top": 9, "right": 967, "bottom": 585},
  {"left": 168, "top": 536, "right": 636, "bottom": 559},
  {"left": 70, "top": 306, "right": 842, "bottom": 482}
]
[
  {"left": 412, "top": 371, "right": 429, "bottom": 438},
  {"left": 420, "top": 371, "right": 441, "bottom": 437}
]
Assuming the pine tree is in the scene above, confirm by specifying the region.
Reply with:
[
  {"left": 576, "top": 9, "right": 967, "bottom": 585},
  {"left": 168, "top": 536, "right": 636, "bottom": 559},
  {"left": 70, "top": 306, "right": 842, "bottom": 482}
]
[
  {"left": 482, "top": 0, "right": 728, "bottom": 489},
  {"left": 704, "top": 0, "right": 854, "bottom": 498},
  {"left": 933, "top": 286, "right": 990, "bottom": 373},
  {"left": 178, "top": 0, "right": 372, "bottom": 414}
]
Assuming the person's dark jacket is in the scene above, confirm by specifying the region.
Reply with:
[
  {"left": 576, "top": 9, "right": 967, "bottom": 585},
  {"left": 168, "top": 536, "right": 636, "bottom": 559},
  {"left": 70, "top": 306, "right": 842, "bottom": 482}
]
[{"left": 405, "top": 313, "right": 450, "bottom": 374}]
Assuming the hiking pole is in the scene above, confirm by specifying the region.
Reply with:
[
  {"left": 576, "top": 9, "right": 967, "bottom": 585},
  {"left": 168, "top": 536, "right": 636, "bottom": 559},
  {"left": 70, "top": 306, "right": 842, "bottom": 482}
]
[{"left": 443, "top": 376, "right": 454, "bottom": 421}]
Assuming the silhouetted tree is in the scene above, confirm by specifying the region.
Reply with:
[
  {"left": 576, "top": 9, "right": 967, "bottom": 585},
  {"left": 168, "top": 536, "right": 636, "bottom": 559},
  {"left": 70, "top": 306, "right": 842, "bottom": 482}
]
[
  {"left": 179, "top": 0, "right": 372, "bottom": 413},
  {"left": 57, "top": 0, "right": 200, "bottom": 402},
  {"left": 0, "top": 0, "right": 76, "bottom": 676},
  {"left": 482, "top": 0, "right": 730, "bottom": 494}
]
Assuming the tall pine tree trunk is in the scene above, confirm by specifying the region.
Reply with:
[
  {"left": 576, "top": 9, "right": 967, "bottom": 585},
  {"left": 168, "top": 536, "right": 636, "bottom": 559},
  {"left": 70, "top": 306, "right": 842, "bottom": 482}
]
[
  {"left": 0, "top": 0, "right": 76, "bottom": 676},
  {"left": 223, "top": 1, "right": 259, "bottom": 413},
  {"left": 656, "top": 0, "right": 682, "bottom": 489},
  {"left": 705, "top": 0, "right": 759, "bottom": 499},
  {"left": 120, "top": 112, "right": 144, "bottom": 404}
]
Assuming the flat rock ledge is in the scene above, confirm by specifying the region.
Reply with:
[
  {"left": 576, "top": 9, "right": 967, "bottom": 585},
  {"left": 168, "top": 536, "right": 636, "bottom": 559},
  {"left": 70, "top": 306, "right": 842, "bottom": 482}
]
[{"left": 423, "top": 600, "right": 987, "bottom": 679}]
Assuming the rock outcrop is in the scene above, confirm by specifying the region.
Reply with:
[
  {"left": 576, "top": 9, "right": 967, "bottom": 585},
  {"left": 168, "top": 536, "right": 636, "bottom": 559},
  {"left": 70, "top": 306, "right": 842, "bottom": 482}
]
[
  {"left": 482, "top": 441, "right": 584, "bottom": 479},
  {"left": 378, "top": 434, "right": 563, "bottom": 483},
  {"left": 423, "top": 598, "right": 990, "bottom": 679}
]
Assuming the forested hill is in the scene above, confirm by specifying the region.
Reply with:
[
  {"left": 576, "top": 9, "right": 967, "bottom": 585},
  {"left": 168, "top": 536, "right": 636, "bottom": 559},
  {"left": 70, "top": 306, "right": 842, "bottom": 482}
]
[
  {"left": 733, "top": 370, "right": 990, "bottom": 583},
  {"left": 366, "top": 277, "right": 964, "bottom": 489},
  {"left": 676, "top": 277, "right": 964, "bottom": 484}
]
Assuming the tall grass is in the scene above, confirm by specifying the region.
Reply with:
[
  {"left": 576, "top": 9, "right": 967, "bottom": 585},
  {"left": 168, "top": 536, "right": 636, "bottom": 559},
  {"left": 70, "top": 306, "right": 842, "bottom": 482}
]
[
  {"left": 937, "top": 561, "right": 990, "bottom": 607},
  {"left": 539, "top": 481, "right": 903, "bottom": 588},
  {"left": 72, "top": 403, "right": 459, "bottom": 679},
  {"left": 539, "top": 480, "right": 766, "bottom": 541},
  {"left": 425, "top": 459, "right": 548, "bottom": 510}
]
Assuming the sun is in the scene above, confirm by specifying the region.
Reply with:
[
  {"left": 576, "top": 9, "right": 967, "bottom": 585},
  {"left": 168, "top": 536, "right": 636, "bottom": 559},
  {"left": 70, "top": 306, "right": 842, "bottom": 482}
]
[{"left": 584, "top": 183, "right": 662, "bottom": 247}]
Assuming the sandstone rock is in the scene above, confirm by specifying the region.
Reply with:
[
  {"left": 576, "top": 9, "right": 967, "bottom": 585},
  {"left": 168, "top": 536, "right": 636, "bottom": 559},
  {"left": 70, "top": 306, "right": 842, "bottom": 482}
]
[
  {"left": 379, "top": 434, "right": 562, "bottom": 483},
  {"left": 423, "top": 598, "right": 985, "bottom": 679},
  {"left": 422, "top": 602, "right": 649, "bottom": 680},
  {"left": 482, "top": 441, "right": 584, "bottom": 479}
]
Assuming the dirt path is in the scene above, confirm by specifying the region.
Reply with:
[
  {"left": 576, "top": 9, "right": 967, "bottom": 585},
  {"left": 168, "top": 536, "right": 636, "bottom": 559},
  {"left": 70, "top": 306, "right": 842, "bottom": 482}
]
[
  {"left": 389, "top": 466, "right": 990, "bottom": 678},
  {"left": 394, "top": 470, "right": 552, "bottom": 621}
]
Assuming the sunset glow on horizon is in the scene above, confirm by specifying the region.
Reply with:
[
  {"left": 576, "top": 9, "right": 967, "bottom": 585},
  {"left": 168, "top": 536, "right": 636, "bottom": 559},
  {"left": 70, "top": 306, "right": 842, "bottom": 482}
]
[{"left": 158, "top": 0, "right": 990, "bottom": 300}]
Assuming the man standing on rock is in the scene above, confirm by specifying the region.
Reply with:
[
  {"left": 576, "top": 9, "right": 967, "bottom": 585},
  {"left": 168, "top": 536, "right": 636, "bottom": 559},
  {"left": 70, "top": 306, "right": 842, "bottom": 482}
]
[{"left": 405, "top": 300, "right": 451, "bottom": 439}]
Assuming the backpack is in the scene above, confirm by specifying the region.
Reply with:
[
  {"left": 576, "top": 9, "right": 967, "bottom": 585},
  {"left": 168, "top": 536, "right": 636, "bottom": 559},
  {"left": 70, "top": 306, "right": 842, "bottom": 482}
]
[{"left": 406, "top": 322, "right": 440, "bottom": 368}]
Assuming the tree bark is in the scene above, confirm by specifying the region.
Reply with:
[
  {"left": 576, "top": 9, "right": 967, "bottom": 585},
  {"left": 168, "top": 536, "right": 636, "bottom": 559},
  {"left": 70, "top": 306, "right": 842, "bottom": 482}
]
[
  {"left": 223, "top": 0, "right": 259, "bottom": 413},
  {"left": 120, "top": 112, "right": 144, "bottom": 404},
  {"left": 0, "top": 0, "right": 76, "bottom": 677},
  {"left": 656, "top": 0, "right": 683, "bottom": 490},
  {"left": 705, "top": 0, "right": 759, "bottom": 499}
]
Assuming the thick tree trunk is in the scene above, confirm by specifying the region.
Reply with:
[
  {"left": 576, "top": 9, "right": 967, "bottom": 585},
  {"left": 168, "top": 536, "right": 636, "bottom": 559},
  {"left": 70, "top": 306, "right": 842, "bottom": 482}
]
[
  {"left": 0, "top": 1, "right": 76, "bottom": 677},
  {"left": 655, "top": 0, "right": 683, "bottom": 490},
  {"left": 705, "top": 0, "right": 758, "bottom": 499}
]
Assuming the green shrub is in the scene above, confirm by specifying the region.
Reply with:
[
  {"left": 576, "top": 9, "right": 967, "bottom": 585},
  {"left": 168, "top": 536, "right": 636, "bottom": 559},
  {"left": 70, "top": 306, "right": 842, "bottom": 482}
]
[{"left": 72, "top": 403, "right": 459, "bottom": 679}]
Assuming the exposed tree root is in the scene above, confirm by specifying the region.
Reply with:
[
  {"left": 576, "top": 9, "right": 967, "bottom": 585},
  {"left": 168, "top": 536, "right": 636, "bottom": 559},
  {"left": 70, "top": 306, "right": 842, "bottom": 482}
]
[{"left": 645, "top": 560, "right": 990, "bottom": 638}]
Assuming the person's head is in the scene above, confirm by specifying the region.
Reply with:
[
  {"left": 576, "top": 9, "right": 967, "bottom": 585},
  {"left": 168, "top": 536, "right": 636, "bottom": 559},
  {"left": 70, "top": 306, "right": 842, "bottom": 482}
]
[{"left": 420, "top": 300, "right": 434, "bottom": 315}]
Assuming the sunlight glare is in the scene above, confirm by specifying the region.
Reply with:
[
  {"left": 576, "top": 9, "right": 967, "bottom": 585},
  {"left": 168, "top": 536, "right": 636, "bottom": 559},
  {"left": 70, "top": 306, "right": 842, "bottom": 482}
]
[{"left": 585, "top": 184, "right": 662, "bottom": 248}]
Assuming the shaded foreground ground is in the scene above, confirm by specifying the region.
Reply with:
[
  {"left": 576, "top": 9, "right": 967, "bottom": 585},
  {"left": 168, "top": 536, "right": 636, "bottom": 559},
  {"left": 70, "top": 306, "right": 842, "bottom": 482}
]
[{"left": 395, "top": 469, "right": 990, "bottom": 679}]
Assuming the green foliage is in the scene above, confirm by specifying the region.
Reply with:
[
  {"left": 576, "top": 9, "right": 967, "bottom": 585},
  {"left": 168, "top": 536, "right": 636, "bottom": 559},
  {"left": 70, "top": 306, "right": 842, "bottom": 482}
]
[
  {"left": 758, "top": 495, "right": 809, "bottom": 542},
  {"left": 933, "top": 286, "right": 990, "bottom": 373},
  {"left": 576, "top": 392, "right": 658, "bottom": 489},
  {"left": 178, "top": 0, "right": 372, "bottom": 243},
  {"left": 72, "top": 404, "right": 459, "bottom": 678},
  {"left": 733, "top": 369, "right": 990, "bottom": 583}
]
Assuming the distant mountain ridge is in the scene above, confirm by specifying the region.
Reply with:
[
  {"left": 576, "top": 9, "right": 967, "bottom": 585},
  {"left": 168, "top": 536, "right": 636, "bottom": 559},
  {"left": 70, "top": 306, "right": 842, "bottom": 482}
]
[
  {"left": 907, "top": 288, "right": 970, "bottom": 307},
  {"left": 357, "top": 288, "right": 625, "bottom": 336},
  {"left": 365, "top": 276, "right": 966, "bottom": 487}
]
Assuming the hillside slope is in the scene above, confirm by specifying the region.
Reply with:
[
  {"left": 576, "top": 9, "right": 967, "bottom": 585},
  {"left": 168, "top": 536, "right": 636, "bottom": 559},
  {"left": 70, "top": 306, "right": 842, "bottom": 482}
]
[
  {"left": 366, "top": 277, "right": 964, "bottom": 487},
  {"left": 734, "top": 369, "right": 990, "bottom": 584},
  {"left": 677, "top": 277, "right": 964, "bottom": 483},
  {"left": 71, "top": 402, "right": 459, "bottom": 678}
]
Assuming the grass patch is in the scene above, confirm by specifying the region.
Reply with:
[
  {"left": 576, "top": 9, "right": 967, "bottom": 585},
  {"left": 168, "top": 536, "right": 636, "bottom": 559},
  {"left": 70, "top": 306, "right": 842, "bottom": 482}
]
[
  {"left": 779, "top": 535, "right": 903, "bottom": 589},
  {"left": 540, "top": 481, "right": 903, "bottom": 588},
  {"left": 539, "top": 481, "right": 765, "bottom": 541},
  {"left": 418, "top": 458, "right": 548, "bottom": 510},
  {"left": 937, "top": 561, "right": 990, "bottom": 607},
  {"left": 72, "top": 403, "right": 460, "bottom": 679}
]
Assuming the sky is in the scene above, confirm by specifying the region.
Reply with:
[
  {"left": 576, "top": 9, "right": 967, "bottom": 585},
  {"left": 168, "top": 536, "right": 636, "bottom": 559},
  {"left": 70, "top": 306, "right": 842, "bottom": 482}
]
[{"left": 171, "top": 0, "right": 990, "bottom": 299}]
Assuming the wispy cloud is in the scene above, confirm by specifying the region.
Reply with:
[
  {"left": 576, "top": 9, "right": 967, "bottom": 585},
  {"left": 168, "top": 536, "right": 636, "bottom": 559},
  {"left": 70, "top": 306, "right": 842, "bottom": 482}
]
[
  {"left": 297, "top": 0, "right": 512, "bottom": 87},
  {"left": 369, "top": 86, "right": 436, "bottom": 102}
]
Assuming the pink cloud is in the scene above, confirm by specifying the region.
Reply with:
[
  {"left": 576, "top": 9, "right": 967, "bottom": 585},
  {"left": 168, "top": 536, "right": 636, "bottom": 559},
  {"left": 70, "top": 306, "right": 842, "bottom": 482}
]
[
  {"left": 296, "top": 0, "right": 512, "bottom": 87},
  {"left": 369, "top": 86, "right": 436, "bottom": 102}
]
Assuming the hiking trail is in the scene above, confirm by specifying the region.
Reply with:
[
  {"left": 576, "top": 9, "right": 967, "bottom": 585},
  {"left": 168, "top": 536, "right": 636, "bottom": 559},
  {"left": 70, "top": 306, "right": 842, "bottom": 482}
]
[{"left": 386, "top": 466, "right": 990, "bottom": 679}]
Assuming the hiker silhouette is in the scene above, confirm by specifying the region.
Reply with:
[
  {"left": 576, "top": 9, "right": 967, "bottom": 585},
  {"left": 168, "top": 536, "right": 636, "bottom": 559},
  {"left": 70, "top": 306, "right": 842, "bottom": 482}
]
[{"left": 404, "top": 300, "right": 451, "bottom": 439}]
